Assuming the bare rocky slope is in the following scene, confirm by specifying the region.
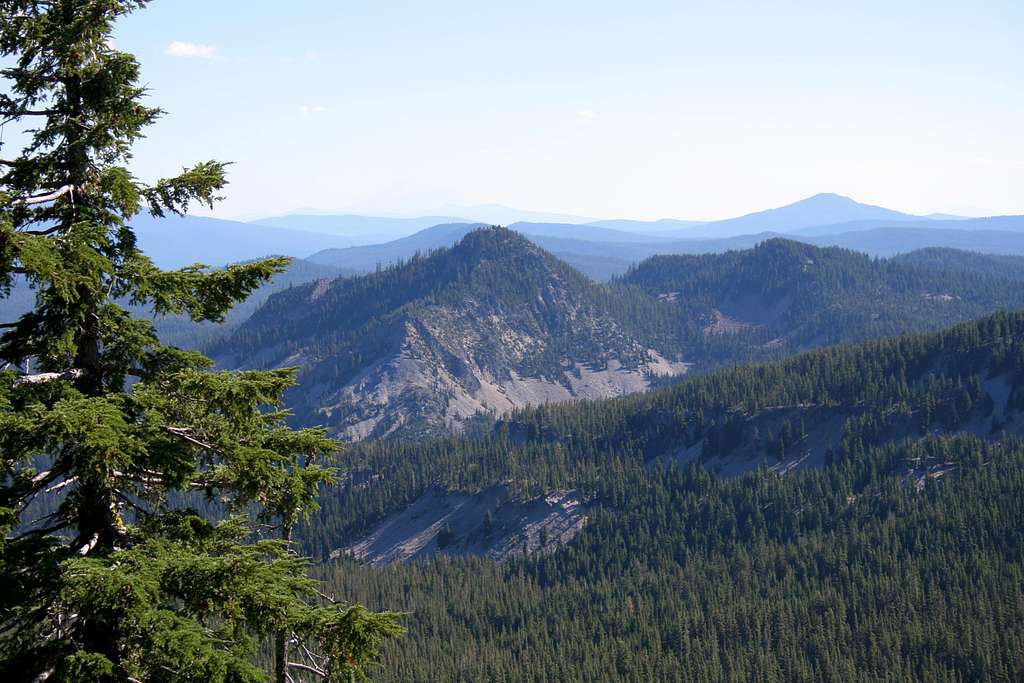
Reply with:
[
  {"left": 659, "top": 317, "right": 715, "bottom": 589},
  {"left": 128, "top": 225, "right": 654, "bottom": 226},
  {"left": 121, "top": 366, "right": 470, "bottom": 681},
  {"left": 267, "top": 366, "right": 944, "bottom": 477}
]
[
  {"left": 213, "top": 227, "right": 688, "bottom": 440},
  {"left": 311, "top": 310, "right": 1024, "bottom": 566},
  {"left": 332, "top": 486, "right": 589, "bottom": 565},
  {"left": 214, "top": 235, "right": 1024, "bottom": 442}
]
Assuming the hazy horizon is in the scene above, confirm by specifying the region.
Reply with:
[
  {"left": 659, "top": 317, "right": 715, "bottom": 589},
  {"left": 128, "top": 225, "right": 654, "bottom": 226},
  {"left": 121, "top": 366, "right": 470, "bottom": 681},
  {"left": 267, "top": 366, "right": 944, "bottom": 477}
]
[{"left": 94, "top": 1, "right": 1024, "bottom": 220}]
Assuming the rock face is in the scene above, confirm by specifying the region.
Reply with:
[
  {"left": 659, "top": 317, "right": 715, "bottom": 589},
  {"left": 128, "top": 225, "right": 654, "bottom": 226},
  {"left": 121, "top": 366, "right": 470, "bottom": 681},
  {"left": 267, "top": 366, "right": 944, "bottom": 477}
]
[
  {"left": 213, "top": 227, "right": 687, "bottom": 440},
  {"left": 333, "top": 487, "right": 589, "bottom": 565}
]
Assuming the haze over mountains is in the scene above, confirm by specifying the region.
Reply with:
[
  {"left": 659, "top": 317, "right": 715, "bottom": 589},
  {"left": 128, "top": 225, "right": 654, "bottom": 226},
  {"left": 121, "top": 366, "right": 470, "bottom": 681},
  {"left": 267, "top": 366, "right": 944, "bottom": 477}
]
[{"left": 129, "top": 192, "right": 1023, "bottom": 280}]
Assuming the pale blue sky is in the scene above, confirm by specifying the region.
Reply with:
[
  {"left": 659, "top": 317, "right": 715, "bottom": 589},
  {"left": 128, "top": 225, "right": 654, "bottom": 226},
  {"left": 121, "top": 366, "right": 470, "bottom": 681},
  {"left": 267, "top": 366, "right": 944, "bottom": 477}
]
[{"left": 108, "top": 0, "right": 1022, "bottom": 220}]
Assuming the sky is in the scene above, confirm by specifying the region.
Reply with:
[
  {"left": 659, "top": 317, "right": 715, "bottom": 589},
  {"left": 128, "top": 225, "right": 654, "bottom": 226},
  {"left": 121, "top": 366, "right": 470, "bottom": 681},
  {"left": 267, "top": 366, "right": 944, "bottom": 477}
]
[{"left": 95, "top": 1, "right": 1024, "bottom": 220}]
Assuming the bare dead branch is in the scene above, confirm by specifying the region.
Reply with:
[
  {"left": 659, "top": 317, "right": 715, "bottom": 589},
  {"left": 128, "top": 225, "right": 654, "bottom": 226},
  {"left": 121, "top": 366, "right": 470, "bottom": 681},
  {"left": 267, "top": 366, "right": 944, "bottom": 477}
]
[
  {"left": 20, "top": 224, "right": 65, "bottom": 236},
  {"left": 163, "top": 425, "right": 219, "bottom": 452},
  {"left": 112, "top": 469, "right": 209, "bottom": 491},
  {"left": 75, "top": 531, "right": 99, "bottom": 556},
  {"left": 13, "top": 184, "right": 78, "bottom": 206},
  {"left": 113, "top": 488, "right": 153, "bottom": 516},
  {"left": 287, "top": 661, "right": 328, "bottom": 678},
  {"left": 14, "top": 369, "right": 83, "bottom": 386},
  {"left": 298, "top": 641, "right": 329, "bottom": 670},
  {"left": 44, "top": 476, "right": 77, "bottom": 494},
  {"left": 0, "top": 108, "right": 54, "bottom": 117}
]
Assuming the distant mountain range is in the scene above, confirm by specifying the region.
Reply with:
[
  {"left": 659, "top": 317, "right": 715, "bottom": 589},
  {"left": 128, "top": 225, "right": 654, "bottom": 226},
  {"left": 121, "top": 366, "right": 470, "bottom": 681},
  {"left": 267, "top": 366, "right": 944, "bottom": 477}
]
[
  {"left": 130, "top": 193, "right": 1020, "bottom": 276},
  {"left": 130, "top": 213, "right": 348, "bottom": 269},
  {"left": 248, "top": 214, "right": 470, "bottom": 242},
  {"left": 666, "top": 192, "right": 922, "bottom": 238},
  {"left": 305, "top": 215, "right": 1024, "bottom": 281},
  {"left": 426, "top": 203, "right": 598, "bottom": 226}
]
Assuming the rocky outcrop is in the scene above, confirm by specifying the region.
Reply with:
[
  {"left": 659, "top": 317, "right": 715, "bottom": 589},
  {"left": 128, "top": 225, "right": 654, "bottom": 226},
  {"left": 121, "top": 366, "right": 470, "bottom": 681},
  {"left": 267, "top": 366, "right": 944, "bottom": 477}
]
[{"left": 332, "top": 486, "right": 590, "bottom": 565}]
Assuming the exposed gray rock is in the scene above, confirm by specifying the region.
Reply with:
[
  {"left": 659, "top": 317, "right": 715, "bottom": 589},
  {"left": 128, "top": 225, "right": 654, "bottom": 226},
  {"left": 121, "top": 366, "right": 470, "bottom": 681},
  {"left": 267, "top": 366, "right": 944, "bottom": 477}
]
[{"left": 332, "top": 486, "right": 590, "bottom": 565}]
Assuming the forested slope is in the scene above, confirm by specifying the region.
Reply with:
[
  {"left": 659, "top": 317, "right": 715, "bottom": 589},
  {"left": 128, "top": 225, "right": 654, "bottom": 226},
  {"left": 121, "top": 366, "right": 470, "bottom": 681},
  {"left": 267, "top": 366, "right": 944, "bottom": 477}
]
[
  {"left": 215, "top": 233, "right": 1024, "bottom": 442},
  {"left": 297, "top": 311, "right": 1024, "bottom": 680},
  {"left": 305, "top": 310, "right": 1024, "bottom": 556},
  {"left": 892, "top": 246, "right": 1024, "bottom": 281},
  {"left": 318, "top": 433, "right": 1024, "bottom": 681},
  {"left": 623, "top": 238, "right": 1024, "bottom": 353},
  {"left": 214, "top": 227, "right": 689, "bottom": 440}
]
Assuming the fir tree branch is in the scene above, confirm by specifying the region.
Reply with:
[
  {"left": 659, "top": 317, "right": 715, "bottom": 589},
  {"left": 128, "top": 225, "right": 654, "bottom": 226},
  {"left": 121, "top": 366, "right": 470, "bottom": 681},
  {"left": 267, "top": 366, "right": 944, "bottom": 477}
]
[
  {"left": 20, "top": 224, "right": 65, "bottom": 236},
  {"left": 10, "top": 520, "right": 70, "bottom": 541}
]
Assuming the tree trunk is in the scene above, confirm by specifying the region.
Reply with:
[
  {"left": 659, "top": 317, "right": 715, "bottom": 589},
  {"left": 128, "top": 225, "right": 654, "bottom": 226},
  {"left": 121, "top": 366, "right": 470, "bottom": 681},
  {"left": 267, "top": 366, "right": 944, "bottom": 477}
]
[{"left": 275, "top": 523, "right": 293, "bottom": 683}]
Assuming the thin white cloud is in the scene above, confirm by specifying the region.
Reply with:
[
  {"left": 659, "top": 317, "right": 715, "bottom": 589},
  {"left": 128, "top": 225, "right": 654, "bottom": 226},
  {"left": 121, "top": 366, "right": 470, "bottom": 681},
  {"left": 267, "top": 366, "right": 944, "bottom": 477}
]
[
  {"left": 577, "top": 109, "right": 598, "bottom": 120},
  {"left": 305, "top": 51, "right": 320, "bottom": 61},
  {"left": 166, "top": 41, "right": 217, "bottom": 59},
  {"left": 300, "top": 105, "right": 328, "bottom": 115}
]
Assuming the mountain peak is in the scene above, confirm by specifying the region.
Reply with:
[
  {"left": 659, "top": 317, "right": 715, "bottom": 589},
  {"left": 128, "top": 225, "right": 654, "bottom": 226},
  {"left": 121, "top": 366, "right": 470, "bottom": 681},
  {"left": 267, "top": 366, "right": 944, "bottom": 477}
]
[
  {"left": 215, "top": 227, "right": 685, "bottom": 440},
  {"left": 802, "top": 192, "right": 857, "bottom": 204},
  {"left": 699, "top": 193, "right": 918, "bottom": 236}
]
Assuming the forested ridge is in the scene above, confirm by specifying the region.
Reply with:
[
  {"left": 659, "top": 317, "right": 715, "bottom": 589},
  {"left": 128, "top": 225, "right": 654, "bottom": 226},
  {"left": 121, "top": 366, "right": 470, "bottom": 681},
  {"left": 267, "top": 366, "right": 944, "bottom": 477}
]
[
  {"left": 623, "top": 238, "right": 1024, "bottom": 353},
  {"left": 215, "top": 226, "right": 682, "bottom": 374},
  {"left": 300, "top": 309, "right": 1024, "bottom": 554},
  {"left": 209, "top": 229, "right": 1024, "bottom": 442},
  {"left": 212, "top": 227, "right": 691, "bottom": 439},
  {"left": 290, "top": 310, "right": 1024, "bottom": 680},
  {"left": 225, "top": 233, "right": 1024, "bottom": 377},
  {"left": 892, "top": 246, "right": 1024, "bottom": 281}
]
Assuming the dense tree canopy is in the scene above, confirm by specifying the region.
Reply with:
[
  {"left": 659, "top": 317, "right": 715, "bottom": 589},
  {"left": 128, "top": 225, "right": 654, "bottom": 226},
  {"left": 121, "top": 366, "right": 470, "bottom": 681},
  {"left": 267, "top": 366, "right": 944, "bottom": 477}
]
[
  {"left": 296, "top": 312, "right": 1024, "bottom": 681},
  {"left": 318, "top": 433, "right": 1024, "bottom": 681},
  {"left": 0, "top": 2, "right": 400, "bottom": 681}
]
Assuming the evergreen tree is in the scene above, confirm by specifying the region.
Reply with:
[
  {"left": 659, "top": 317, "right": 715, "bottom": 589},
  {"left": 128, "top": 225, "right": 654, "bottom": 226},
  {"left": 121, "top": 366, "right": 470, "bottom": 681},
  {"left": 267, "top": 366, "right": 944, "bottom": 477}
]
[{"left": 0, "top": 2, "right": 401, "bottom": 681}]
